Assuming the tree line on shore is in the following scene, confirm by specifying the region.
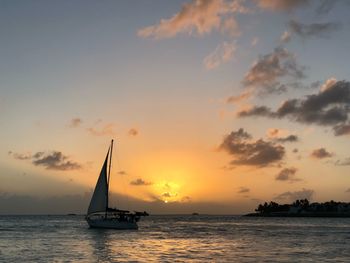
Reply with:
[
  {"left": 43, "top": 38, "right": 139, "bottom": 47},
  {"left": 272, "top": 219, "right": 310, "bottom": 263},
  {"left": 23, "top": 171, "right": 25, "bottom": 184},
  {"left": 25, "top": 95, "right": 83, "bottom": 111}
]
[{"left": 254, "top": 199, "right": 350, "bottom": 215}]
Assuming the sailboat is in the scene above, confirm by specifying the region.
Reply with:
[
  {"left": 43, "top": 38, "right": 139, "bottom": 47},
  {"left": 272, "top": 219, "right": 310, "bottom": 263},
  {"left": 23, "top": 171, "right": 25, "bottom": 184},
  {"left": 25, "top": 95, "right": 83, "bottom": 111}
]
[{"left": 86, "top": 140, "right": 148, "bottom": 229}]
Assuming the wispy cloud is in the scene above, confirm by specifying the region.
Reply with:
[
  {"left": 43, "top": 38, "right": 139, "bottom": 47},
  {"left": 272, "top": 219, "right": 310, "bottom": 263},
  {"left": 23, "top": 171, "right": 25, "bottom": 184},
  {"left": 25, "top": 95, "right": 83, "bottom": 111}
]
[
  {"left": 69, "top": 118, "right": 82, "bottom": 128},
  {"left": 8, "top": 151, "right": 31, "bottom": 160},
  {"left": 87, "top": 123, "right": 117, "bottom": 137},
  {"left": 280, "top": 31, "right": 291, "bottom": 43},
  {"left": 267, "top": 128, "right": 298, "bottom": 143},
  {"left": 128, "top": 128, "right": 139, "bottom": 137},
  {"left": 238, "top": 187, "right": 250, "bottom": 193},
  {"left": 137, "top": 0, "right": 248, "bottom": 39},
  {"left": 315, "top": 0, "right": 339, "bottom": 15},
  {"left": 289, "top": 19, "right": 340, "bottom": 39},
  {"left": 203, "top": 41, "right": 236, "bottom": 70},
  {"left": 251, "top": 37, "right": 259, "bottom": 47},
  {"left": 335, "top": 157, "right": 350, "bottom": 166}
]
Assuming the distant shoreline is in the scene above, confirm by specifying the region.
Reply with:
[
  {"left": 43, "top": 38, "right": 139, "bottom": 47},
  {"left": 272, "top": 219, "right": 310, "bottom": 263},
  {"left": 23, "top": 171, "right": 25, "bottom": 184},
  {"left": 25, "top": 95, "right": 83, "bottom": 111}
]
[
  {"left": 245, "top": 212, "right": 350, "bottom": 218},
  {"left": 248, "top": 199, "right": 350, "bottom": 218}
]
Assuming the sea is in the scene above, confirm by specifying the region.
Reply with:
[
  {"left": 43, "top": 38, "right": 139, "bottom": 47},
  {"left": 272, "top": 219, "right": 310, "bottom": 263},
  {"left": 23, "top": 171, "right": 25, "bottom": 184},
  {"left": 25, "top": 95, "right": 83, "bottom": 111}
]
[{"left": 0, "top": 215, "right": 349, "bottom": 262}]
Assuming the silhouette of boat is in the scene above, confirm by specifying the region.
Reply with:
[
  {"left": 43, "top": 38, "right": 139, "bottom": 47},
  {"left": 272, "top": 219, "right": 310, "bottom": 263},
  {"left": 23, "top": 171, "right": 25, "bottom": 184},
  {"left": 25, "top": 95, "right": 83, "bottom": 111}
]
[{"left": 85, "top": 140, "right": 148, "bottom": 229}]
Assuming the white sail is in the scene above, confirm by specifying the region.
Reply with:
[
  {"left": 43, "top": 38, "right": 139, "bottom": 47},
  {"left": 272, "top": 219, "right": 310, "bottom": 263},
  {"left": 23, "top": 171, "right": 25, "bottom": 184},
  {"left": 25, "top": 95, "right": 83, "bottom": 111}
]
[{"left": 87, "top": 151, "right": 109, "bottom": 215}]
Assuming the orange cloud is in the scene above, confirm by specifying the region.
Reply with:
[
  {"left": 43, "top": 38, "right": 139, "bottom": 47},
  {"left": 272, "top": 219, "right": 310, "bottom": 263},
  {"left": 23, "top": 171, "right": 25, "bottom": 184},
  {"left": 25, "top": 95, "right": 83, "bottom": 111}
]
[
  {"left": 256, "top": 0, "right": 308, "bottom": 11},
  {"left": 203, "top": 41, "right": 236, "bottom": 70},
  {"left": 137, "top": 0, "right": 248, "bottom": 39},
  {"left": 87, "top": 123, "right": 117, "bottom": 137}
]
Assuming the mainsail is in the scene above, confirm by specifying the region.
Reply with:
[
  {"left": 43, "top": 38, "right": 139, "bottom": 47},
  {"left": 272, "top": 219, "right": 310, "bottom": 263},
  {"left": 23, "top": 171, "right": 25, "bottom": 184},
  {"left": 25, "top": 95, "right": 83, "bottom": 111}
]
[{"left": 87, "top": 150, "right": 109, "bottom": 215}]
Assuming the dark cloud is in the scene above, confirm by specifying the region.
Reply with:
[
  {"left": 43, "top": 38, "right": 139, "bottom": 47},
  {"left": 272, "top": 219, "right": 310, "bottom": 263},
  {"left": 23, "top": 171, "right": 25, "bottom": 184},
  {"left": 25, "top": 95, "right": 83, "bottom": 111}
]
[
  {"left": 130, "top": 178, "right": 152, "bottom": 186},
  {"left": 289, "top": 19, "right": 340, "bottom": 39},
  {"left": 274, "top": 135, "right": 299, "bottom": 143},
  {"left": 310, "top": 148, "right": 333, "bottom": 159},
  {"left": 238, "top": 187, "right": 250, "bottom": 194},
  {"left": 333, "top": 124, "right": 350, "bottom": 136},
  {"left": 275, "top": 188, "right": 314, "bottom": 201},
  {"left": 237, "top": 80, "right": 350, "bottom": 135},
  {"left": 219, "top": 128, "right": 285, "bottom": 167},
  {"left": 11, "top": 150, "right": 82, "bottom": 171},
  {"left": 275, "top": 167, "right": 300, "bottom": 182},
  {"left": 243, "top": 47, "right": 305, "bottom": 94},
  {"left": 69, "top": 118, "right": 82, "bottom": 128},
  {"left": 32, "top": 151, "right": 82, "bottom": 171},
  {"left": 118, "top": 171, "right": 127, "bottom": 175},
  {"left": 237, "top": 106, "right": 273, "bottom": 118}
]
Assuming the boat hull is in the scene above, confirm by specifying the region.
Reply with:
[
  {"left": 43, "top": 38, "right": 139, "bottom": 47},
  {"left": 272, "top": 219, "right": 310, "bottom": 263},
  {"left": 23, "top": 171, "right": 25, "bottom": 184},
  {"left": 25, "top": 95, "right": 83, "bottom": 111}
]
[{"left": 86, "top": 217, "right": 138, "bottom": 230}]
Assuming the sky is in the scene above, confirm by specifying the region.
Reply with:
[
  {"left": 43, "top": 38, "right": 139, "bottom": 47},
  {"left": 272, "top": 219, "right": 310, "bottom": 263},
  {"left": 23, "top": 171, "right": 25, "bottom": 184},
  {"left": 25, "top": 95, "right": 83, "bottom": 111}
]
[{"left": 1, "top": 0, "right": 350, "bottom": 214}]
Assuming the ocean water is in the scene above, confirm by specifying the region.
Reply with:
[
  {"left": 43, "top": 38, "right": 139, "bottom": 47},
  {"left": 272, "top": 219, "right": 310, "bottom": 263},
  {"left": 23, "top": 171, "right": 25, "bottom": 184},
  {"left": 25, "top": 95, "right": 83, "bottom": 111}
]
[{"left": 0, "top": 215, "right": 350, "bottom": 262}]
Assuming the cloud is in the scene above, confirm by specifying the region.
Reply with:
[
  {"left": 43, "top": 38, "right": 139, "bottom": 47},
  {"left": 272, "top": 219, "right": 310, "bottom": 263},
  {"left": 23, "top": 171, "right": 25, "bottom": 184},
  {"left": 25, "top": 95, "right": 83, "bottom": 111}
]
[
  {"left": 137, "top": 0, "right": 248, "bottom": 39},
  {"left": 242, "top": 47, "right": 305, "bottom": 95},
  {"left": 275, "top": 167, "right": 300, "bottom": 182},
  {"left": 320, "top": 77, "right": 337, "bottom": 92},
  {"left": 310, "top": 148, "right": 333, "bottom": 159},
  {"left": 128, "top": 128, "right": 139, "bottom": 136},
  {"left": 274, "top": 135, "right": 299, "bottom": 143},
  {"left": 8, "top": 151, "right": 31, "bottom": 160},
  {"left": 87, "top": 123, "right": 117, "bottom": 137},
  {"left": 69, "top": 118, "right": 82, "bottom": 128},
  {"left": 219, "top": 128, "right": 285, "bottom": 167},
  {"left": 256, "top": 0, "right": 309, "bottom": 11},
  {"left": 333, "top": 124, "right": 350, "bottom": 136},
  {"left": 289, "top": 19, "right": 340, "bottom": 39},
  {"left": 237, "top": 105, "right": 273, "bottom": 118},
  {"left": 10, "top": 151, "right": 82, "bottom": 171},
  {"left": 275, "top": 188, "right": 314, "bottom": 201},
  {"left": 266, "top": 128, "right": 299, "bottom": 143},
  {"left": 226, "top": 90, "right": 253, "bottom": 103},
  {"left": 203, "top": 41, "right": 236, "bottom": 70},
  {"left": 130, "top": 178, "right": 152, "bottom": 186},
  {"left": 315, "top": 0, "right": 339, "bottom": 15},
  {"left": 118, "top": 170, "right": 127, "bottom": 175},
  {"left": 280, "top": 31, "right": 291, "bottom": 43},
  {"left": 237, "top": 80, "right": 350, "bottom": 135},
  {"left": 220, "top": 17, "right": 241, "bottom": 37},
  {"left": 335, "top": 158, "right": 350, "bottom": 166},
  {"left": 32, "top": 151, "right": 82, "bottom": 171},
  {"left": 346, "top": 188, "right": 350, "bottom": 193},
  {"left": 238, "top": 187, "right": 250, "bottom": 194}
]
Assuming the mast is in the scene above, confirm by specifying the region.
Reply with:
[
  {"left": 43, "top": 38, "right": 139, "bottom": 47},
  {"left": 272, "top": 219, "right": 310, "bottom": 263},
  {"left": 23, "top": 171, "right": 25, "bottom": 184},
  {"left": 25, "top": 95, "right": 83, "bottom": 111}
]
[{"left": 105, "top": 139, "right": 114, "bottom": 217}]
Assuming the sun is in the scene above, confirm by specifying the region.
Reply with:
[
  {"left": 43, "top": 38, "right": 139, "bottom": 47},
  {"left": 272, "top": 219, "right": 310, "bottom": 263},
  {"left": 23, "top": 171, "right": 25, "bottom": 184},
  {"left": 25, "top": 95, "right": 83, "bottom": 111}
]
[{"left": 164, "top": 200, "right": 168, "bottom": 203}]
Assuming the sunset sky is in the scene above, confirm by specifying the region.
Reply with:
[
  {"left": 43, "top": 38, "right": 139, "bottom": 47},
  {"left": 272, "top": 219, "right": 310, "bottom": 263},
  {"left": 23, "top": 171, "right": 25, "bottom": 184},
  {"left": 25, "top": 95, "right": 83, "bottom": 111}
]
[{"left": 1, "top": 0, "right": 350, "bottom": 214}]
